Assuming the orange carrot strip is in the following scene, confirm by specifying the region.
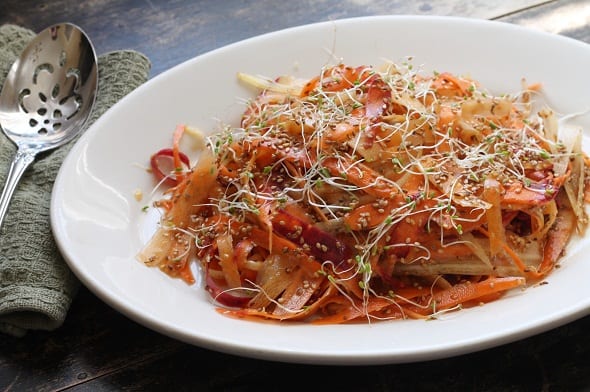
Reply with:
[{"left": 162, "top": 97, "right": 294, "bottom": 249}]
[
  {"left": 312, "top": 297, "right": 403, "bottom": 324},
  {"left": 408, "top": 276, "right": 526, "bottom": 315},
  {"left": 220, "top": 283, "right": 338, "bottom": 321},
  {"left": 248, "top": 227, "right": 323, "bottom": 274},
  {"left": 501, "top": 181, "right": 556, "bottom": 207},
  {"left": 501, "top": 242, "right": 529, "bottom": 277},
  {"left": 432, "top": 72, "right": 472, "bottom": 97},
  {"left": 322, "top": 157, "right": 399, "bottom": 199}
]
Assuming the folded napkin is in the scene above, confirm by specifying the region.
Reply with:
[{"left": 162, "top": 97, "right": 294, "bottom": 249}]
[{"left": 0, "top": 24, "right": 151, "bottom": 337}]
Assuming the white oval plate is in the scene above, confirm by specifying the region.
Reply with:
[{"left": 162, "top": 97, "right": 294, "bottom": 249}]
[{"left": 51, "top": 15, "right": 590, "bottom": 365}]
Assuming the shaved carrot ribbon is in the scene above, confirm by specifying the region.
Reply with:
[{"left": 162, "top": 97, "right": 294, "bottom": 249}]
[{"left": 138, "top": 61, "right": 588, "bottom": 325}]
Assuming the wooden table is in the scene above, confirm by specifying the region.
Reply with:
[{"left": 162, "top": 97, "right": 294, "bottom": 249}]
[{"left": 1, "top": 1, "right": 589, "bottom": 390}]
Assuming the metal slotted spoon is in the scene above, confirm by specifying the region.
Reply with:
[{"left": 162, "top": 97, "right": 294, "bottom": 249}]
[{"left": 0, "top": 23, "right": 98, "bottom": 230}]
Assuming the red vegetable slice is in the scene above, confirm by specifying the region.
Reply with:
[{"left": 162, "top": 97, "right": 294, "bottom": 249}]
[
  {"left": 205, "top": 269, "right": 252, "bottom": 308},
  {"left": 271, "top": 209, "right": 352, "bottom": 267},
  {"left": 150, "top": 148, "right": 191, "bottom": 187}
]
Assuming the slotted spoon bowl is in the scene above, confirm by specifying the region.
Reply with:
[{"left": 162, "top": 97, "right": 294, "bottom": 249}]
[{"left": 0, "top": 23, "right": 98, "bottom": 230}]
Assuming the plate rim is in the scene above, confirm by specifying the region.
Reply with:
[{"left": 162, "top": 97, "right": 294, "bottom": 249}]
[{"left": 51, "top": 14, "right": 590, "bottom": 365}]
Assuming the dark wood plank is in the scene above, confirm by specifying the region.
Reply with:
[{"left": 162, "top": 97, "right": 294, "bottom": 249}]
[
  {"left": 2, "top": 0, "right": 548, "bottom": 77},
  {"left": 8, "top": 305, "right": 586, "bottom": 391},
  {"left": 498, "top": 0, "right": 590, "bottom": 43},
  {"left": 0, "top": 287, "right": 185, "bottom": 390}
]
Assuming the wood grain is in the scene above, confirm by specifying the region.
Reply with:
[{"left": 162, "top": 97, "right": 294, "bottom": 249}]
[
  {"left": 2, "top": 287, "right": 589, "bottom": 390},
  {"left": 500, "top": 0, "right": 590, "bottom": 43},
  {"left": 2, "top": 0, "right": 550, "bottom": 76}
]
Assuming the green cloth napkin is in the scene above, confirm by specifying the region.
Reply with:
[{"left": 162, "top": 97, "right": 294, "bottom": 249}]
[{"left": 0, "top": 24, "right": 151, "bottom": 337}]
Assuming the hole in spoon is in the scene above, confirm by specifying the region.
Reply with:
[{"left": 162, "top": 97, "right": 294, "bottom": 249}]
[
  {"left": 29, "top": 119, "right": 38, "bottom": 127},
  {"left": 53, "top": 109, "right": 62, "bottom": 118},
  {"left": 51, "top": 83, "right": 60, "bottom": 98},
  {"left": 18, "top": 89, "right": 31, "bottom": 113},
  {"left": 32, "top": 63, "right": 54, "bottom": 84},
  {"left": 37, "top": 108, "right": 47, "bottom": 116},
  {"left": 38, "top": 128, "right": 48, "bottom": 135},
  {"left": 38, "top": 92, "right": 47, "bottom": 102}
]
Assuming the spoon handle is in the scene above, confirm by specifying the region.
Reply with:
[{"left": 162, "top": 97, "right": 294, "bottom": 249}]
[{"left": 0, "top": 149, "right": 36, "bottom": 231}]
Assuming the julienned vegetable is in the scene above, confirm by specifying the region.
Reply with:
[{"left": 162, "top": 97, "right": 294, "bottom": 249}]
[
  {"left": 149, "top": 124, "right": 191, "bottom": 187},
  {"left": 138, "top": 60, "right": 590, "bottom": 324},
  {"left": 149, "top": 148, "right": 191, "bottom": 187}
]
